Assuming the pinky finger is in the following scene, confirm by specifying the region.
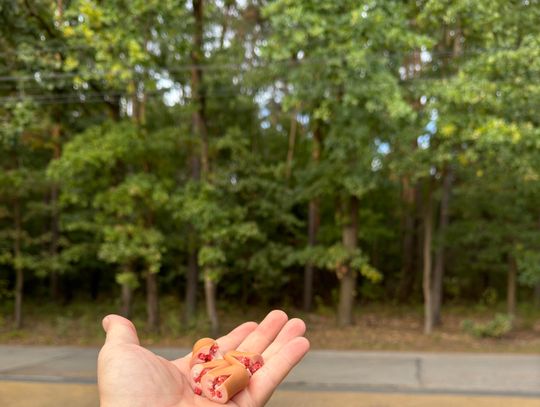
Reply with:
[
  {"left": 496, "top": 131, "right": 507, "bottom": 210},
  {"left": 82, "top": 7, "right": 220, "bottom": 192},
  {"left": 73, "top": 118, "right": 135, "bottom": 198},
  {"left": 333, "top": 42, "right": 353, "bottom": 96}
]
[{"left": 248, "top": 336, "right": 310, "bottom": 406}]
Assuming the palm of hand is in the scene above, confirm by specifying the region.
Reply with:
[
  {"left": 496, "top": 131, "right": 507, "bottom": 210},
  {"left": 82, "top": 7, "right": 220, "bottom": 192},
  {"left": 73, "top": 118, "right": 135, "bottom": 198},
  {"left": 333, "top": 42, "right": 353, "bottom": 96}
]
[{"left": 98, "top": 311, "right": 309, "bottom": 407}]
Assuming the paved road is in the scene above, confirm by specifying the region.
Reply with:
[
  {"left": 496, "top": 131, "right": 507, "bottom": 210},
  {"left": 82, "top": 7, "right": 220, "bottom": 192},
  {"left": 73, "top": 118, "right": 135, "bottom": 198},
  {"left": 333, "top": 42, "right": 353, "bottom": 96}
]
[
  {"left": 1, "top": 346, "right": 539, "bottom": 396},
  {"left": 1, "top": 346, "right": 539, "bottom": 406}
]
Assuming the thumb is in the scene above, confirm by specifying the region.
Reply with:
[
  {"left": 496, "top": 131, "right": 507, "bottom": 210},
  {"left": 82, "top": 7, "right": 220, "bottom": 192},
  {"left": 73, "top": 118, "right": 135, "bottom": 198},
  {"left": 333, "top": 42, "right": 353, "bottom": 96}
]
[{"left": 102, "top": 314, "right": 140, "bottom": 346}]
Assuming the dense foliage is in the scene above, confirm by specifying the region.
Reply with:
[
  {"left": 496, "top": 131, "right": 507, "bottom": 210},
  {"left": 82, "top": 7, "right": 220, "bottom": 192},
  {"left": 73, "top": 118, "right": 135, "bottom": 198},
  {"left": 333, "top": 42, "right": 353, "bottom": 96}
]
[{"left": 1, "top": 0, "right": 540, "bottom": 333}]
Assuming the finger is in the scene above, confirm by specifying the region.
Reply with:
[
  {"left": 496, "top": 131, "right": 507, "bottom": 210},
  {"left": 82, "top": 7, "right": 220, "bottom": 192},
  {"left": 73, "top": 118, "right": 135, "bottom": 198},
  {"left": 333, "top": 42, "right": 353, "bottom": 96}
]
[
  {"left": 249, "top": 336, "right": 310, "bottom": 406},
  {"left": 236, "top": 309, "right": 289, "bottom": 354},
  {"left": 102, "top": 314, "right": 140, "bottom": 346},
  {"left": 261, "top": 318, "right": 306, "bottom": 360},
  {"left": 216, "top": 321, "right": 259, "bottom": 352}
]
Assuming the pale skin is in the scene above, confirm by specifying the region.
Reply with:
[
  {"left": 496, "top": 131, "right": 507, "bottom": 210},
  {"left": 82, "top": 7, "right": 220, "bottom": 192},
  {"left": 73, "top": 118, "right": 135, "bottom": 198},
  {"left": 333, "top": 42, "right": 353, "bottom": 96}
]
[{"left": 98, "top": 310, "right": 310, "bottom": 407}]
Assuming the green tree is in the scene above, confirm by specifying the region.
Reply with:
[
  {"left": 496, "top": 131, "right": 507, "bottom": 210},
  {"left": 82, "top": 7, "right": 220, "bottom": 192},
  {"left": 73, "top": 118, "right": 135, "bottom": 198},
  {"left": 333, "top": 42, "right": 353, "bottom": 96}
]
[
  {"left": 263, "top": 0, "right": 427, "bottom": 325},
  {"left": 411, "top": 0, "right": 540, "bottom": 331},
  {"left": 0, "top": 102, "right": 50, "bottom": 328}
]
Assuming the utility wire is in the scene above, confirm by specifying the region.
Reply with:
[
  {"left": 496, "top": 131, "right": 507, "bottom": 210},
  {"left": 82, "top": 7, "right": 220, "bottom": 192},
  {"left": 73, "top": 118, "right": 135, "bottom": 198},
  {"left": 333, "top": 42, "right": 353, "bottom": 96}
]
[
  {"left": 0, "top": 73, "right": 535, "bottom": 100},
  {"left": 0, "top": 91, "right": 265, "bottom": 109},
  {"left": 0, "top": 45, "right": 539, "bottom": 83},
  {"left": 1, "top": 43, "right": 538, "bottom": 59},
  {"left": 2, "top": 83, "right": 536, "bottom": 107}
]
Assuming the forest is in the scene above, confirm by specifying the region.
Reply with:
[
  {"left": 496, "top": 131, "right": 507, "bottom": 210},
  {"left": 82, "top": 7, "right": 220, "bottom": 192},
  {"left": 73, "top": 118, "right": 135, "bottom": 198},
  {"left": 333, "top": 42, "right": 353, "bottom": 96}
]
[{"left": 1, "top": 0, "right": 540, "bottom": 340}]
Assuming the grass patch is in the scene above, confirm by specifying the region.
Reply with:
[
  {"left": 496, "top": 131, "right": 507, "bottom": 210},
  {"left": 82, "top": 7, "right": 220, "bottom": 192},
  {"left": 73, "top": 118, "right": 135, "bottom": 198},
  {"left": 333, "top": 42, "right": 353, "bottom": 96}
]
[{"left": 0, "top": 298, "right": 539, "bottom": 353}]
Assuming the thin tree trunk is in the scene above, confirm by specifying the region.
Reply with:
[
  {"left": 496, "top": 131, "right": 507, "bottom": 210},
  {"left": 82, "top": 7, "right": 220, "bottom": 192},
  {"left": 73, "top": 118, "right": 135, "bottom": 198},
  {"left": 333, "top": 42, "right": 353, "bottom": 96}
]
[
  {"left": 146, "top": 271, "right": 159, "bottom": 331},
  {"left": 303, "top": 125, "right": 322, "bottom": 312},
  {"left": 191, "top": 0, "right": 218, "bottom": 334},
  {"left": 203, "top": 266, "right": 219, "bottom": 336},
  {"left": 397, "top": 46, "right": 421, "bottom": 302},
  {"left": 183, "top": 118, "right": 201, "bottom": 325},
  {"left": 184, "top": 229, "right": 199, "bottom": 324},
  {"left": 285, "top": 109, "right": 298, "bottom": 180},
  {"left": 204, "top": 272, "right": 219, "bottom": 336},
  {"left": 423, "top": 181, "right": 434, "bottom": 335},
  {"left": 397, "top": 176, "right": 417, "bottom": 301},
  {"left": 432, "top": 167, "right": 453, "bottom": 326},
  {"left": 430, "top": 24, "right": 461, "bottom": 325},
  {"left": 534, "top": 282, "right": 540, "bottom": 309},
  {"left": 49, "top": 123, "right": 61, "bottom": 300},
  {"left": 337, "top": 196, "right": 358, "bottom": 327},
  {"left": 507, "top": 255, "right": 517, "bottom": 317},
  {"left": 13, "top": 197, "right": 23, "bottom": 329},
  {"left": 136, "top": 87, "right": 160, "bottom": 332},
  {"left": 415, "top": 185, "right": 424, "bottom": 297},
  {"left": 192, "top": 0, "right": 209, "bottom": 177},
  {"left": 431, "top": 25, "right": 460, "bottom": 323},
  {"left": 51, "top": 0, "right": 63, "bottom": 296},
  {"left": 120, "top": 282, "right": 133, "bottom": 319},
  {"left": 218, "top": 1, "right": 233, "bottom": 50},
  {"left": 304, "top": 198, "right": 319, "bottom": 312}
]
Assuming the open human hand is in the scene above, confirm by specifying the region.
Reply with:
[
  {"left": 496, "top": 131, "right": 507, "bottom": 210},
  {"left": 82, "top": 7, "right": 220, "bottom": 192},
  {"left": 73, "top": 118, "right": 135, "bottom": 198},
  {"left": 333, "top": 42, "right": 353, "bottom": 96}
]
[{"left": 98, "top": 310, "right": 310, "bottom": 407}]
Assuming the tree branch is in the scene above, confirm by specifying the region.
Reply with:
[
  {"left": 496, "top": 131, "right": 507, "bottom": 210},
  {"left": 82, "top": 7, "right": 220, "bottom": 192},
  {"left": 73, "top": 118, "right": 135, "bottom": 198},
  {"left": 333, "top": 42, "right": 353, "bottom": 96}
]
[{"left": 23, "top": 0, "right": 57, "bottom": 39}]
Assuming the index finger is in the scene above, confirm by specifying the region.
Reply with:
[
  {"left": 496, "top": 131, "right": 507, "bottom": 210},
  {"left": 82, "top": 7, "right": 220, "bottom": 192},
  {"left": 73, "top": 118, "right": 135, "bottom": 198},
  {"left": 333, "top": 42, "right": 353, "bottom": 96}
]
[
  {"left": 217, "top": 321, "right": 259, "bottom": 352},
  {"left": 236, "top": 310, "right": 289, "bottom": 354},
  {"left": 248, "top": 336, "right": 310, "bottom": 406}
]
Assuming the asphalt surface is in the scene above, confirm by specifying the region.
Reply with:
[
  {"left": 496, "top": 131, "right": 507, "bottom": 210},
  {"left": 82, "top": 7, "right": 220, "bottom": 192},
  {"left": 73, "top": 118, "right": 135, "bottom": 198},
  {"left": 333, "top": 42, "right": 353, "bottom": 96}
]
[{"left": 1, "top": 346, "right": 539, "bottom": 406}]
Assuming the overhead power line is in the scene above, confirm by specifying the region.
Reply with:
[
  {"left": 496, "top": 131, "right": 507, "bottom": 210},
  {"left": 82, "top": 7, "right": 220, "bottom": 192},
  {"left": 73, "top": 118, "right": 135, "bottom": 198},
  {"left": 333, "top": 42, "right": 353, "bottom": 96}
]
[
  {"left": 0, "top": 45, "right": 539, "bottom": 83},
  {"left": 1, "top": 79, "right": 538, "bottom": 107},
  {"left": 1, "top": 43, "right": 538, "bottom": 59}
]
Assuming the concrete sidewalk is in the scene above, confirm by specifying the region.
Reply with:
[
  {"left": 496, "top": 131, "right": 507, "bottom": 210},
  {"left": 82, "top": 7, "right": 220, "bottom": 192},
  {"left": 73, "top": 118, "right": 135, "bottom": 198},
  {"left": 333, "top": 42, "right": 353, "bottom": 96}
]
[
  {"left": 0, "top": 346, "right": 539, "bottom": 397},
  {"left": 2, "top": 383, "right": 539, "bottom": 407}
]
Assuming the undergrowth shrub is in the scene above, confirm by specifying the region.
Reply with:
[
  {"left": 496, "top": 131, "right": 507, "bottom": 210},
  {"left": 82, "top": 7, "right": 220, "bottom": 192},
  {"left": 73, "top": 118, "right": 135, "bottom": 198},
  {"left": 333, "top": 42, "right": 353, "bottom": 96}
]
[{"left": 461, "top": 313, "right": 513, "bottom": 338}]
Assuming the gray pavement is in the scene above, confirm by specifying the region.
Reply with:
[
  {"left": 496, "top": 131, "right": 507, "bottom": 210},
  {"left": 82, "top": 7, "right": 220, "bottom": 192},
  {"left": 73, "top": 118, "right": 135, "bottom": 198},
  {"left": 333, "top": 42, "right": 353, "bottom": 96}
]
[{"left": 0, "top": 346, "right": 539, "bottom": 397}]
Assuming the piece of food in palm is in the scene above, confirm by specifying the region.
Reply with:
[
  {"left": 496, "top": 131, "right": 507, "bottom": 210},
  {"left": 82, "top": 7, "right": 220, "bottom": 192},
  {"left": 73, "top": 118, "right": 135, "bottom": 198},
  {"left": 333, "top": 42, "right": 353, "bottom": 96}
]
[
  {"left": 190, "top": 337, "right": 222, "bottom": 367},
  {"left": 190, "top": 359, "right": 230, "bottom": 395},
  {"left": 224, "top": 350, "right": 264, "bottom": 375},
  {"left": 201, "top": 363, "right": 250, "bottom": 404}
]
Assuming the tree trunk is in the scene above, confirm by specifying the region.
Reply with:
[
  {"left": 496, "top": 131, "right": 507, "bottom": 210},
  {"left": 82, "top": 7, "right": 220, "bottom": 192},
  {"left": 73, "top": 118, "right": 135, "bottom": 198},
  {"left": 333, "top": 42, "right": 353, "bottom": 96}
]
[
  {"left": 90, "top": 269, "right": 100, "bottom": 301},
  {"left": 432, "top": 167, "right": 453, "bottom": 326},
  {"left": 303, "top": 125, "right": 322, "bottom": 312},
  {"left": 120, "top": 282, "right": 133, "bottom": 319},
  {"left": 183, "top": 107, "right": 201, "bottom": 325},
  {"left": 204, "top": 271, "right": 219, "bottom": 336},
  {"left": 397, "top": 176, "right": 417, "bottom": 301},
  {"left": 285, "top": 108, "right": 298, "bottom": 180},
  {"left": 49, "top": 123, "right": 61, "bottom": 300},
  {"left": 14, "top": 197, "right": 23, "bottom": 329},
  {"left": 507, "top": 255, "right": 517, "bottom": 317},
  {"left": 218, "top": 1, "right": 233, "bottom": 50},
  {"left": 431, "top": 24, "right": 461, "bottom": 322},
  {"left": 304, "top": 198, "right": 319, "bottom": 312},
  {"left": 50, "top": 0, "right": 63, "bottom": 296},
  {"left": 184, "top": 229, "right": 199, "bottom": 325},
  {"left": 337, "top": 196, "right": 358, "bottom": 327},
  {"left": 136, "top": 87, "right": 161, "bottom": 332},
  {"left": 191, "top": 0, "right": 218, "bottom": 334},
  {"left": 422, "top": 181, "right": 434, "bottom": 335},
  {"left": 183, "top": 156, "right": 200, "bottom": 326},
  {"left": 146, "top": 271, "right": 160, "bottom": 331},
  {"left": 397, "top": 46, "right": 422, "bottom": 302},
  {"left": 192, "top": 0, "right": 210, "bottom": 177},
  {"left": 534, "top": 282, "right": 540, "bottom": 309}
]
